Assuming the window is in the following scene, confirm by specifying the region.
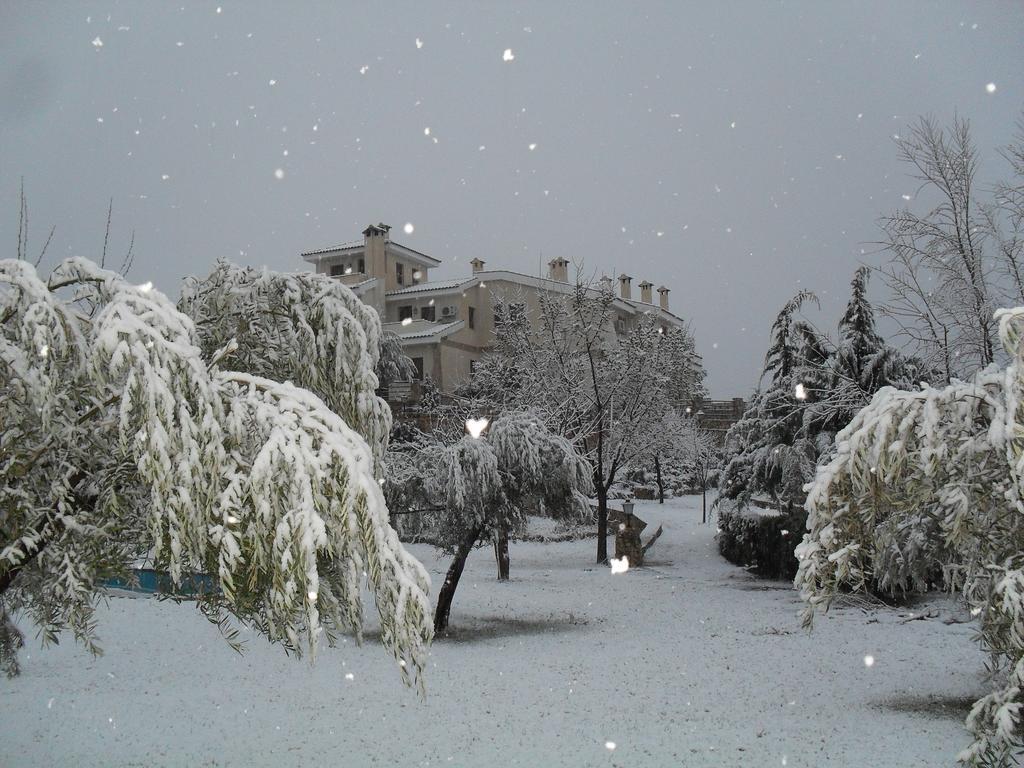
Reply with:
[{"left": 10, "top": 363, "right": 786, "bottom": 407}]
[
  {"left": 399, "top": 305, "right": 413, "bottom": 321},
  {"left": 468, "top": 306, "right": 476, "bottom": 329},
  {"left": 396, "top": 262, "right": 405, "bottom": 285},
  {"left": 358, "top": 258, "right": 365, "bottom": 274},
  {"left": 469, "top": 359, "right": 477, "bottom": 374},
  {"left": 412, "top": 357, "right": 424, "bottom": 380},
  {"left": 421, "top": 305, "right": 436, "bottom": 322},
  {"left": 509, "top": 302, "right": 525, "bottom": 322},
  {"left": 493, "top": 301, "right": 505, "bottom": 328},
  {"left": 329, "top": 264, "right": 345, "bottom": 277}
]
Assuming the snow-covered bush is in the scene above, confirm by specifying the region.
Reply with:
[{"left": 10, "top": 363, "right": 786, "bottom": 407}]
[
  {"left": 1, "top": 258, "right": 432, "bottom": 687},
  {"left": 716, "top": 500, "right": 806, "bottom": 579},
  {"left": 796, "top": 306, "right": 1024, "bottom": 766}
]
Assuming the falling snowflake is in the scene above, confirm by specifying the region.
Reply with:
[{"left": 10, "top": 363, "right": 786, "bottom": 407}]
[
  {"left": 604, "top": 741, "right": 617, "bottom": 751},
  {"left": 502, "top": 48, "right": 515, "bottom": 62},
  {"left": 465, "top": 417, "right": 489, "bottom": 438},
  {"left": 404, "top": 222, "right": 415, "bottom": 234},
  {"left": 902, "top": 194, "right": 912, "bottom": 201},
  {"left": 359, "top": 65, "right": 369, "bottom": 75},
  {"left": 986, "top": 82, "right": 997, "bottom": 93},
  {"left": 401, "top": 317, "right": 413, "bottom": 326},
  {"left": 795, "top": 382, "right": 807, "bottom": 401},
  {"left": 91, "top": 36, "right": 103, "bottom": 48},
  {"left": 415, "top": 38, "right": 424, "bottom": 49},
  {"left": 345, "top": 673, "right": 354, "bottom": 681},
  {"left": 268, "top": 79, "right": 277, "bottom": 86},
  {"left": 161, "top": 174, "right": 170, "bottom": 180},
  {"left": 528, "top": 143, "right": 537, "bottom": 151},
  {"left": 138, "top": 281, "right": 153, "bottom": 293},
  {"left": 610, "top": 557, "right": 629, "bottom": 575},
  {"left": 863, "top": 655, "right": 875, "bottom": 668},
  {"left": 274, "top": 168, "right": 285, "bottom": 179}
]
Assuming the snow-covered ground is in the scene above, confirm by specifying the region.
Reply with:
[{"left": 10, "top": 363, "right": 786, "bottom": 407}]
[{"left": 3, "top": 494, "right": 980, "bottom": 767}]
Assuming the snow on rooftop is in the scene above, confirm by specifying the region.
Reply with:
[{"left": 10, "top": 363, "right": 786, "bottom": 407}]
[
  {"left": 385, "top": 278, "right": 473, "bottom": 296},
  {"left": 300, "top": 241, "right": 362, "bottom": 257},
  {"left": 382, "top": 318, "right": 464, "bottom": 340}
]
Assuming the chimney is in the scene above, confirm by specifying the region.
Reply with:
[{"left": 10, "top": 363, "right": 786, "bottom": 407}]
[
  {"left": 362, "top": 222, "right": 391, "bottom": 241},
  {"left": 657, "top": 286, "right": 670, "bottom": 310},
  {"left": 362, "top": 223, "right": 390, "bottom": 283},
  {"left": 639, "top": 280, "right": 653, "bottom": 304},
  {"left": 618, "top": 274, "right": 632, "bottom": 300},
  {"left": 470, "top": 258, "right": 485, "bottom": 274},
  {"left": 548, "top": 257, "right": 569, "bottom": 282}
]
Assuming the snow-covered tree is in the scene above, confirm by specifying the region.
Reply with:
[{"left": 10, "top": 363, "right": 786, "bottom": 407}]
[
  {"left": 796, "top": 305, "right": 1024, "bottom": 767},
  {"left": 1, "top": 258, "right": 432, "bottom": 687},
  {"left": 462, "top": 278, "right": 705, "bottom": 563},
  {"left": 719, "top": 290, "right": 823, "bottom": 507},
  {"left": 879, "top": 115, "right": 1024, "bottom": 381},
  {"left": 433, "top": 411, "right": 592, "bottom": 632},
  {"left": 643, "top": 408, "right": 717, "bottom": 514},
  {"left": 721, "top": 272, "right": 921, "bottom": 510},
  {"left": 179, "top": 260, "right": 394, "bottom": 463}
]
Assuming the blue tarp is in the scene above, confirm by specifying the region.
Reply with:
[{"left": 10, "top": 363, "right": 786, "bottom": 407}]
[{"left": 101, "top": 568, "right": 218, "bottom": 597}]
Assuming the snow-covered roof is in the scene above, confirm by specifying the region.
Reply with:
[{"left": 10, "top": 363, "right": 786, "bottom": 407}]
[
  {"left": 346, "top": 277, "right": 378, "bottom": 295},
  {"left": 385, "top": 278, "right": 475, "bottom": 297},
  {"left": 382, "top": 318, "right": 465, "bottom": 342},
  {"left": 469, "top": 269, "right": 690, "bottom": 328},
  {"left": 300, "top": 241, "right": 362, "bottom": 258},
  {"left": 300, "top": 240, "right": 441, "bottom": 267},
  {"left": 388, "top": 242, "right": 442, "bottom": 267}
]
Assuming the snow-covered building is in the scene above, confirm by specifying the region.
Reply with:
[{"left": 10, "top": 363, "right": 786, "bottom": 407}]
[{"left": 301, "top": 223, "right": 692, "bottom": 397}]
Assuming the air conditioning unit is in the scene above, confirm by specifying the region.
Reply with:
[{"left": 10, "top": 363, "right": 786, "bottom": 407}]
[{"left": 441, "top": 305, "right": 457, "bottom": 318}]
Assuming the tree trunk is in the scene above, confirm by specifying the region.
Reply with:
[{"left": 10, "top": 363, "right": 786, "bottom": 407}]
[
  {"left": 493, "top": 523, "right": 510, "bottom": 581},
  {"left": 702, "top": 483, "right": 707, "bottom": 524},
  {"left": 596, "top": 478, "right": 609, "bottom": 564},
  {"left": 434, "top": 524, "right": 483, "bottom": 634},
  {"left": 654, "top": 454, "right": 664, "bottom": 504}
]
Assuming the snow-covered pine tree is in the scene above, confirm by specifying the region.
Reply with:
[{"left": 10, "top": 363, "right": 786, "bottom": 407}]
[
  {"left": 722, "top": 272, "right": 920, "bottom": 510},
  {"left": 719, "top": 290, "right": 821, "bottom": 508},
  {"left": 1, "top": 258, "right": 432, "bottom": 687},
  {"left": 796, "top": 305, "right": 1024, "bottom": 766},
  {"left": 719, "top": 275, "right": 921, "bottom": 577},
  {"left": 432, "top": 410, "right": 592, "bottom": 632}
]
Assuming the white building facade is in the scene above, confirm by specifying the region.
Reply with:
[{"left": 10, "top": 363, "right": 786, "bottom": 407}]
[{"left": 301, "top": 223, "right": 693, "bottom": 398}]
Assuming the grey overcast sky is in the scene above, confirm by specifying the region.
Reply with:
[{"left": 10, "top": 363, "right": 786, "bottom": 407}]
[{"left": 2, "top": 2, "right": 1022, "bottom": 394}]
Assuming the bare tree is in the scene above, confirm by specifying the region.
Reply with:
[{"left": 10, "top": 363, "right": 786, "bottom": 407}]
[
  {"left": 463, "top": 275, "right": 704, "bottom": 563},
  {"left": 878, "top": 114, "right": 1024, "bottom": 380}
]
